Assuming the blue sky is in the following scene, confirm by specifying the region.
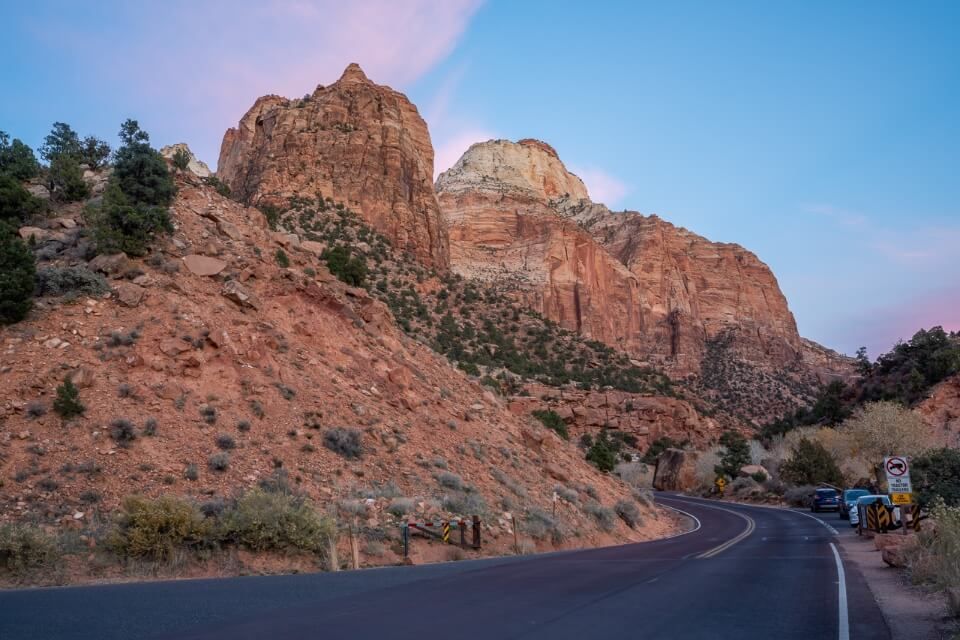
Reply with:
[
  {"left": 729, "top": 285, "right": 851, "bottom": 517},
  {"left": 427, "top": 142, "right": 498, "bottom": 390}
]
[{"left": 2, "top": 1, "right": 957, "bottom": 357}]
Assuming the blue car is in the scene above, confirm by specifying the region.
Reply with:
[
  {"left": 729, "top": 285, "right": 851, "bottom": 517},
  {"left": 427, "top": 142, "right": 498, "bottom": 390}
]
[{"left": 811, "top": 488, "right": 840, "bottom": 512}]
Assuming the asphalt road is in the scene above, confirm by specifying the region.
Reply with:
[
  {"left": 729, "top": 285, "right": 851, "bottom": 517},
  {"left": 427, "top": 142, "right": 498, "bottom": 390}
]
[{"left": 0, "top": 494, "right": 890, "bottom": 640}]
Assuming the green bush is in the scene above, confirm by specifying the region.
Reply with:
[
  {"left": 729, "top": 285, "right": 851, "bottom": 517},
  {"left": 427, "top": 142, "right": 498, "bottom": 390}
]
[
  {"left": 524, "top": 508, "right": 565, "bottom": 544},
  {"left": 275, "top": 248, "right": 290, "bottom": 268},
  {"left": 780, "top": 438, "right": 843, "bottom": 487},
  {"left": 85, "top": 182, "right": 172, "bottom": 256},
  {"left": 322, "top": 244, "right": 367, "bottom": 286},
  {"left": 40, "top": 122, "right": 81, "bottom": 162},
  {"left": 714, "top": 431, "right": 751, "bottom": 479},
  {"left": 642, "top": 436, "right": 681, "bottom": 464},
  {"left": 532, "top": 409, "right": 568, "bottom": 440},
  {"left": 112, "top": 120, "right": 176, "bottom": 207},
  {"left": 220, "top": 488, "right": 334, "bottom": 554},
  {"left": 35, "top": 266, "right": 109, "bottom": 298},
  {"left": 79, "top": 136, "right": 111, "bottom": 170},
  {"left": 0, "top": 132, "right": 40, "bottom": 180},
  {"left": 202, "top": 176, "right": 231, "bottom": 198},
  {"left": 585, "top": 432, "right": 617, "bottom": 472},
  {"left": 0, "top": 222, "right": 36, "bottom": 324},
  {"left": 0, "top": 174, "right": 45, "bottom": 222},
  {"left": 53, "top": 377, "right": 85, "bottom": 419},
  {"left": 583, "top": 501, "right": 617, "bottom": 532},
  {"left": 0, "top": 523, "right": 61, "bottom": 579},
  {"left": 912, "top": 448, "right": 960, "bottom": 507},
  {"left": 171, "top": 147, "right": 190, "bottom": 171},
  {"left": 107, "top": 495, "right": 211, "bottom": 562},
  {"left": 109, "top": 418, "right": 137, "bottom": 447},
  {"left": 49, "top": 154, "right": 90, "bottom": 202}
]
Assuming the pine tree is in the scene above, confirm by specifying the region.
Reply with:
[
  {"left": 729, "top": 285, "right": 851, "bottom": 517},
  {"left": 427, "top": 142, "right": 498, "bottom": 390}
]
[
  {"left": 715, "top": 431, "right": 751, "bottom": 479},
  {"left": 0, "top": 222, "right": 35, "bottom": 324},
  {"left": 53, "top": 377, "right": 85, "bottom": 419}
]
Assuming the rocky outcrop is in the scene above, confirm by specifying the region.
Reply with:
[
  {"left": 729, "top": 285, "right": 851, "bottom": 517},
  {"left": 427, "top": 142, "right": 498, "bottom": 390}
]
[
  {"left": 437, "top": 139, "right": 847, "bottom": 380},
  {"left": 160, "top": 143, "right": 212, "bottom": 177},
  {"left": 917, "top": 373, "right": 960, "bottom": 447},
  {"left": 508, "top": 383, "right": 723, "bottom": 449},
  {"left": 218, "top": 63, "right": 448, "bottom": 268}
]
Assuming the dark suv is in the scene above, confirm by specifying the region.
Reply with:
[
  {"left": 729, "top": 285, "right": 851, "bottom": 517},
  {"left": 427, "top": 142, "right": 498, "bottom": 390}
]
[
  {"left": 839, "top": 488, "right": 870, "bottom": 520},
  {"left": 811, "top": 488, "right": 840, "bottom": 512}
]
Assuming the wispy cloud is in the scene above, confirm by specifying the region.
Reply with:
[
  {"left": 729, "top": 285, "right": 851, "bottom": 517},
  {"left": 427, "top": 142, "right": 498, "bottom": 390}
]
[
  {"left": 37, "top": 0, "right": 484, "bottom": 164},
  {"left": 433, "top": 128, "right": 497, "bottom": 179},
  {"left": 803, "top": 203, "right": 868, "bottom": 227},
  {"left": 570, "top": 166, "right": 630, "bottom": 206}
]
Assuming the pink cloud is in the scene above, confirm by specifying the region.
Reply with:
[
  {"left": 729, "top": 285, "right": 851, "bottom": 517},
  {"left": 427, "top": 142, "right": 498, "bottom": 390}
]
[
  {"left": 836, "top": 284, "right": 960, "bottom": 357},
  {"left": 570, "top": 166, "right": 630, "bottom": 206},
  {"left": 42, "top": 1, "right": 484, "bottom": 164}
]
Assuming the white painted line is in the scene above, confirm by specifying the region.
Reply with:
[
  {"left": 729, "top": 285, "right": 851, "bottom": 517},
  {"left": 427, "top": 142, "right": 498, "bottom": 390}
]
[
  {"left": 830, "top": 542, "right": 850, "bottom": 640},
  {"left": 655, "top": 503, "right": 702, "bottom": 540},
  {"left": 667, "top": 494, "right": 840, "bottom": 535}
]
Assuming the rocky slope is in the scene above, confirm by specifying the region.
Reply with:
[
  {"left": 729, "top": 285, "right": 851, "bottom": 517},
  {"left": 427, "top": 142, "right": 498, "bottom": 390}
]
[
  {"left": 437, "top": 139, "right": 851, "bottom": 423},
  {"left": 917, "top": 373, "right": 960, "bottom": 447},
  {"left": 0, "top": 165, "right": 680, "bottom": 583},
  {"left": 217, "top": 63, "right": 448, "bottom": 268}
]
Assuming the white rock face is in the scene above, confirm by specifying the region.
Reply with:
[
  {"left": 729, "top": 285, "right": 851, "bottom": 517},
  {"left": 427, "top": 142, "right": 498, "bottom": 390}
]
[
  {"left": 161, "top": 143, "right": 212, "bottom": 178},
  {"left": 436, "top": 139, "right": 589, "bottom": 202}
]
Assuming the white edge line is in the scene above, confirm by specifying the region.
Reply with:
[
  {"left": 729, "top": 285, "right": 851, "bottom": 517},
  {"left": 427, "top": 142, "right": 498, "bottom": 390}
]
[
  {"left": 830, "top": 542, "right": 850, "bottom": 640},
  {"left": 668, "top": 494, "right": 840, "bottom": 535},
  {"left": 656, "top": 503, "right": 702, "bottom": 540}
]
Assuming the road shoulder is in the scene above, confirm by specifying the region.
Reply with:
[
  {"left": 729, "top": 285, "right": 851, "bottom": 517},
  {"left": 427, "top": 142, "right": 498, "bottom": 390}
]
[{"left": 833, "top": 527, "right": 955, "bottom": 640}]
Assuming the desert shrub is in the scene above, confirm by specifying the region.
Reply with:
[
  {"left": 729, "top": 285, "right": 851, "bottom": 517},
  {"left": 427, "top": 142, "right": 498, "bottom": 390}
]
[
  {"left": 0, "top": 523, "right": 61, "bottom": 579},
  {"left": 633, "top": 488, "right": 654, "bottom": 508},
  {"left": 275, "top": 383, "right": 296, "bottom": 400},
  {"left": 274, "top": 248, "right": 290, "bottom": 268},
  {"left": 532, "top": 409, "right": 568, "bottom": 440},
  {"left": 208, "top": 453, "right": 230, "bottom": 472},
  {"left": 85, "top": 183, "right": 172, "bottom": 256},
  {"left": 79, "top": 490, "right": 101, "bottom": 504},
  {"left": 200, "top": 405, "right": 217, "bottom": 424},
  {"left": 731, "top": 476, "right": 762, "bottom": 497},
  {"left": 614, "top": 499, "right": 641, "bottom": 528},
  {"left": 906, "top": 499, "right": 960, "bottom": 611},
  {"left": 912, "top": 448, "right": 960, "bottom": 508},
  {"left": 437, "top": 471, "right": 464, "bottom": 491},
  {"left": 184, "top": 464, "right": 199, "bottom": 481},
  {"left": 751, "top": 470, "right": 768, "bottom": 483},
  {"left": 0, "top": 175, "right": 45, "bottom": 221},
  {"left": 0, "top": 222, "right": 36, "bottom": 324},
  {"left": 107, "top": 495, "right": 211, "bottom": 562},
  {"left": 25, "top": 400, "right": 46, "bottom": 418},
  {"left": 780, "top": 438, "right": 843, "bottom": 487},
  {"left": 117, "top": 383, "right": 134, "bottom": 398},
  {"left": 220, "top": 488, "right": 334, "bottom": 554},
  {"left": 143, "top": 417, "right": 158, "bottom": 436},
  {"left": 171, "top": 147, "right": 190, "bottom": 170},
  {"left": 202, "top": 176, "right": 231, "bottom": 198},
  {"left": 614, "top": 461, "right": 650, "bottom": 488},
  {"left": 442, "top": 491, "right": 486, "bottom": 516},
  {"left": 491, "top": 468, "right": 527, "bottom": 497},
  {"left": 53, "top": 377, "right": 84, "bottom": 419},
  {"left": 715, "top": 431, "right": 751, "bottom": 479},
  {"left": 215, "top": 434, "right": 236, "bottom": 450},
  {"left": 322, "top": 427, "right": 363, "bottom": 459},
  {"left": 35, "top": 266, "right": 108, "bottom": 298},
  {"left": 37, "top": 477, "right": 59, "bottom": 491},
  {"left": 554, "top": 484, "right": 579, "bottom": 505},
  {"left": 250, "top": 400, "right": 265, "bottom": 418},
  {"left": 583, "top": 501, "right": 617, "bottom": 532},
  {"left": 387, "top": 497, "right": 415, "bottom": 517},
  {"left": 109, "top": 419, "right": 137, "bottom": 447},
  {"left": 840, "top": 401, "right": 936, "bottom": 467},
  {"left": 0, "top": 132, "right": 40, "bottom": 180},
  {"left": 784, "top": 485, "right": 817, "bottom": 508},
  {"left": 524, "top": 508, "right": 565, "bottom": 544}
]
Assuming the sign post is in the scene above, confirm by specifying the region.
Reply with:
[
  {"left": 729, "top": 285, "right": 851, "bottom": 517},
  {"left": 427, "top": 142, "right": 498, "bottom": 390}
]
[{"left": 883, "top": 456, "right": 913, "bottom": 533}]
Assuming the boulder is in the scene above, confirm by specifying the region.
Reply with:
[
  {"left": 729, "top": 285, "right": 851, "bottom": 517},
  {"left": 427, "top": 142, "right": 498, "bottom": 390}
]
[
  {"left": 653, "top": 448, "right": 699, "bottom": 491},
  {"left": 299, "top": 240, "right": 325, "bottom": 255},
  {"left": 160, "top": 143, "right": 212, "bottom": 177},
  {"left": 18, "top": 227, "right": 47, "bottom": 242},
  {"left": 738, "top": 464, "right": 769, "bottom": 479},
  {"left": 183, "top": 254, "right": 227, "bottom": 277},
  {"left": 26, "top": 184, "right": 50, "bottom": 200},
  {"left": 88, "top": 253, "right": 132, "bottom": 277},
  {"left": 221, "top": 280, "right": 261, "bottom": 310},
  {"left": 113, "top": 282, "right": 145, "bottom": 307}
]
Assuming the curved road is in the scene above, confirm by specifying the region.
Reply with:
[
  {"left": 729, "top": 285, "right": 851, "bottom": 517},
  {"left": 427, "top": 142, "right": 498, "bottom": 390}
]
[{"left": 0, "top": 494, "right": 889, "bottom": 639}]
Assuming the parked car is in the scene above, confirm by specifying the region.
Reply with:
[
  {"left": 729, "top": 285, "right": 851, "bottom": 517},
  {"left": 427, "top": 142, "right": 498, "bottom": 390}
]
[
  {"left": 839, "top": 488, "right": 871, "bottom": 520},
  {"left": 850, "top": 494, "right": 901, "bottom": 532},
  {"left": 811, "top": 488, "right": 840, "bottom": 512}
]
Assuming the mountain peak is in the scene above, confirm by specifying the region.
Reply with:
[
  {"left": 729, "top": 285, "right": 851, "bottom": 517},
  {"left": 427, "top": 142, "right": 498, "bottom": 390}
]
[{"left": 338, "top": 62, "right": 370, "bottom": 84}]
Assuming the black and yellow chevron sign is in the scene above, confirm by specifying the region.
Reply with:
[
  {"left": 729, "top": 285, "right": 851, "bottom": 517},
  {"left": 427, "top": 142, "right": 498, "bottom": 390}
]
[
  {"left": 876, "top": 505, "right": 892, "bottom": 531},
  {"left": 442, "top": 522, "right": 451, "bottom": 543}
]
